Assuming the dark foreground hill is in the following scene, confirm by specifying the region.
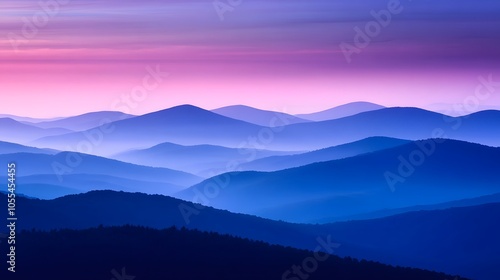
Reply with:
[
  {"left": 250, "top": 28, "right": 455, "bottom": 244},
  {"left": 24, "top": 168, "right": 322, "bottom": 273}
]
[
  {"left": 2, "top": 191, "right": 498, "bottom": 279},
  {"left": 0, "top": 225, "right": 465, "bottom": 280}
]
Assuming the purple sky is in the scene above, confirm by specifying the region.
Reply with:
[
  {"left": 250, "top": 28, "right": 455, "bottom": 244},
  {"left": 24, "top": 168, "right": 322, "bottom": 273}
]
[{"left": 1, "top": 0, "right": 500, "bottom": 117}]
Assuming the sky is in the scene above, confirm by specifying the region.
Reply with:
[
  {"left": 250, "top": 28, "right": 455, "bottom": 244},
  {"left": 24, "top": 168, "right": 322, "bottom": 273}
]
[{"left": 1, "top": 0, "right": 500, "bottom": 117}]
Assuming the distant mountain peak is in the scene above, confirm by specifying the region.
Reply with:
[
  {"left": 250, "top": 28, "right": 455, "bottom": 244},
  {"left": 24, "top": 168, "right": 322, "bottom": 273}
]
[
  {"left": 337, "top": 101, "right": 384, "bottom": 107},
  {"left": 0, "top": 117, "right": 20, "bottom": 124},
  {"left": 144, "top": 104, "right": 214, "bottom": 117},
  {"left": 212, "top": 104, "right": 310, "bottom": 126},
  {"left": 296, "top": 102, "right": 385, "bottom": 121}
]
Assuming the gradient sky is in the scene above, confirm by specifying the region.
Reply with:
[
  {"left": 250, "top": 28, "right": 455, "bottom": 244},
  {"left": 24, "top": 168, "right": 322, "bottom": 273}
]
[{"left": 1, "top": 0, "right": 500, "bottom": 117}]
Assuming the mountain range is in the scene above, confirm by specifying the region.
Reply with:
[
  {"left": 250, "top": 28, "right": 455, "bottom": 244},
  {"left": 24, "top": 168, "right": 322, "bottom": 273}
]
[
  {"left": 24, "top": 111, "right": 134, "bottom": 131},
  {"left": 0, "top": 114, "right": 63, "bottom": 123},
  {"left": 2, "top": 102, "right": 499, "bottom": 280},
  {"left": 111, "top": 142, "right": 301, "bottom": 176},
  {"left": 30, "top": 106, "right": 500, "bottom": 157},
  {"left": 212, "top": 105, "right": 311, "bottom": 126},
  {"left": 32, "top": 105, "right": 265, "bottom": 156},
  {"left": 0, "top": 117, "right": 72, "bottom": 144},
  {"left": 0, "top": 152, "right": 202, "bottom": 198},
  {"left": 239, "top": 136, "right": 411, "bottom": 172},
  {"left": 177, "top": 139, "right": 500, "bottom": 223},
  {"left": 296, "top": 101, "right": 386, "bottom": 121},
  {"left": 0, "top": 140, "right": 58, "bottom": 155},
  {"left": 2, "top": 190, "right": 496, "bottom": 280}
]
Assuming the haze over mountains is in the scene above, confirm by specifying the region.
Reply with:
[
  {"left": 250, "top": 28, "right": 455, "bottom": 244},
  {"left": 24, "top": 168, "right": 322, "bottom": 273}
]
[
  {"left": 315, "top": 191, "right": 500, "bottom": 223},
  {"left": 238, "top": 136, "right": 411, "bottom": 172},
  {"left": 0, "top": 141, "right": 58, "bottom": 155},
  {"left": 0, "top": 114, "right": 63, "bottom": 123},
  {"left": 2, "top": 104, "right": 499, "bottom": 214},
  {"left": 112, "top": 142, "right": 301, "bottom": 176},
  {"left": 4, "top": 0, "right": 498, "bottom": 278},
  {"left": 280, "top": 107, "right": 500, "bottom": 148},
  {"left": 32, "top": 105, "right": 266, "bottom": 156},
  {"left": 0, "top": 118, "right": 72, "bottom": 144},
  {"left": 0, "top": 152, "right": 202, "bottom": 198},
  {"left": 1, "top": 102, "right": 499, "bottom": 280},
  {"left": 23, "top": 105, "right": 500, "bottom": 157},
  {"left": 296, "top": 101, "right": 386, "bottom": 121},
  {"left": 177, "top": 139, "right": 500, "bottom": 222},
  {"left": 212, "top": 105, "right": 311, "bottom": 126},
  {"left": 24, "top": 111, "right": 134, "bottom": 131}
]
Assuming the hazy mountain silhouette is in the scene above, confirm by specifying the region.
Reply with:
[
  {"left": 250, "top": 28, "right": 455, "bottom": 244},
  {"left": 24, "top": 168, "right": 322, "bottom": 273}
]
[
  {"left": 277, "top": 107, "right": 500, "bottom": 150},
  {"left": 0, "top": 118, "right": 72, "bottom": 144},
  {"left": 2, "top": 190, "right": 495, "bottom": 279},
  {"left": 26, "top": 111, "right": 134, "bottom": 131},
  {"left": 112, "top": 142, "right": 301, "bottom": 176},
  {"left": 178, "top": 139, "right": 500, "bottom": 223},
  {"left": 296, "top": 102, "right": 385, "bottom": 121},
  {"left": 0, "top": 173, "right": 184, "bottom": 199},
  {"left": 240, "top": 136, "right": 410, "bottom": 172},
  {"left": 314, "top": 192, "right": 500, "bottom": 223},
  {"left": 0, "top": 114, "right": 63, "bottom": 123},
  {"left": 32, "top": 105, "right": 266, "bottom": 156},
  {"left": 212, "top": 105, "right": 311, "bottom": 126},
  {"left": 30, "top": 106, "right": 500, "bottom": 155},
  {"left": 0, "top": 140, "right": 58, "bottom": 155},
  {"left": 0, "top": 152, "right": 201, "bottom": 197},
  {"left": 6, "top": 225, "right": 463, "bottom": 280}
]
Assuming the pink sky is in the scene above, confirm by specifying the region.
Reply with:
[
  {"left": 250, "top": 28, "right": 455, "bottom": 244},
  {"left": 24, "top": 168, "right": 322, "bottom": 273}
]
[{"left": 1, "top": 0, "right": 500, "bottom": 117}]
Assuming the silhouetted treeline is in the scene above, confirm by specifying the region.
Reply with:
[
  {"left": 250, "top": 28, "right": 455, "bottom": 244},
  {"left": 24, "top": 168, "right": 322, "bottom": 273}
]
[{"left": 0, "top": 225, "right": 467, "bottom": 280}]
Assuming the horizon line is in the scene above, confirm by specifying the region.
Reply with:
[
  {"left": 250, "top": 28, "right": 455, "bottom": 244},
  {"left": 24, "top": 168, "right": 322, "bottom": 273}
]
[{"left": 2, "top": 101, "right": 500, "bottom": 120}]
